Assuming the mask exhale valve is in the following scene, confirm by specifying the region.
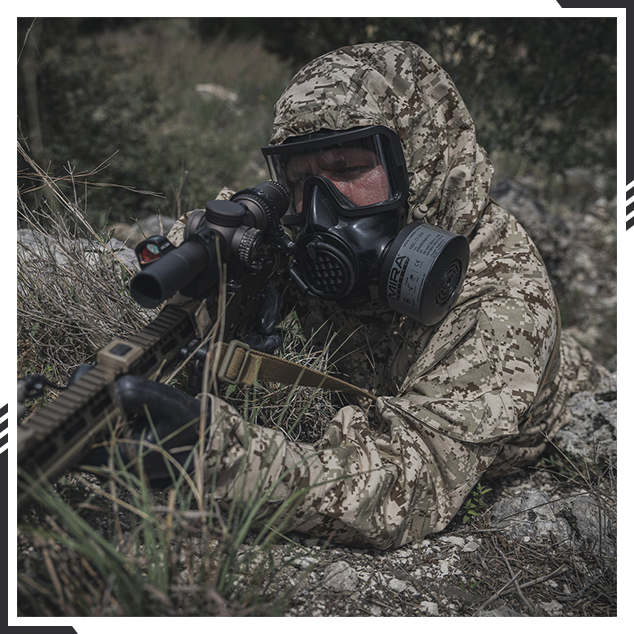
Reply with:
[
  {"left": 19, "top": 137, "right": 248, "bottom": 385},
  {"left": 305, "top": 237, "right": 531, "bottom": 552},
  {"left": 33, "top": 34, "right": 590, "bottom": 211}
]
[{"left": 379, "top": 221, "right": 469, "bottom": 326}]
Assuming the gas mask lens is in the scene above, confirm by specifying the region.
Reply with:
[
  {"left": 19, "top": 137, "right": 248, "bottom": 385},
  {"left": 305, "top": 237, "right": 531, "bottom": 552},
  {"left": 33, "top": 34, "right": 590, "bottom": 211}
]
[{"left": 262, "top": 125, "right": 408, "bottom": 221}]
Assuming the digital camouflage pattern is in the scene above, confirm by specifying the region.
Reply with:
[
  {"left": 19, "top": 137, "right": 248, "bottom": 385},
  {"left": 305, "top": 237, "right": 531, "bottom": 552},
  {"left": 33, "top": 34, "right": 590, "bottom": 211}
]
[{"left": 173, "top": 42, "right": 602, "bottom": 548}]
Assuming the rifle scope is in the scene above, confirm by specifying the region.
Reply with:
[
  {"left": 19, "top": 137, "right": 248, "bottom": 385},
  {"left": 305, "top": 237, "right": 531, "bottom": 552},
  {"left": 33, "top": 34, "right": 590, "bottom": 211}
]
[{"left": 130, "top": 181, "right": 290, "bottom": 308}]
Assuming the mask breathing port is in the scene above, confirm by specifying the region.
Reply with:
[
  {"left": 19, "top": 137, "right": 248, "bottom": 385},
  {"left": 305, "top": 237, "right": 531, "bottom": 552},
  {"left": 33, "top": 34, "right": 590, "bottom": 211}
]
[{"left": 291, "top": 234, "right": 356, "bottom": 300}]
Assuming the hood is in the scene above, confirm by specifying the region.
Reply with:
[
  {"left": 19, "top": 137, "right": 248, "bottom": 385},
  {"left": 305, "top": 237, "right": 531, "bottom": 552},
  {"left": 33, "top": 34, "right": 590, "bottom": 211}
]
[{"left": 269, "top": 41, "right": 493, "bottom": 237}]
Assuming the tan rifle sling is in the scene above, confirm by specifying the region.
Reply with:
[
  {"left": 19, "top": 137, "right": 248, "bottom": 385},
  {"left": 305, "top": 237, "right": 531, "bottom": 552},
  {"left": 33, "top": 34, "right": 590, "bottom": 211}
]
[{"left": 211, "top": 339, "right": 377, "bottom": 403}]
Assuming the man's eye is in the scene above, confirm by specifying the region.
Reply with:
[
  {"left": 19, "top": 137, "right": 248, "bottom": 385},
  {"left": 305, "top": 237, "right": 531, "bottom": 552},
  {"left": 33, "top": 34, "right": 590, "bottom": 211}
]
[{"left": 337, "top": 165, "right": 367, "bottom": 177}]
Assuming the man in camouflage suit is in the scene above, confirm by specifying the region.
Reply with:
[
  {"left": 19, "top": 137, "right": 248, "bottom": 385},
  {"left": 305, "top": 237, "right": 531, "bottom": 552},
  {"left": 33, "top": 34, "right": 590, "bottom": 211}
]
[{"left": 159, "top": 41, "right": 601, "bottom": 548}]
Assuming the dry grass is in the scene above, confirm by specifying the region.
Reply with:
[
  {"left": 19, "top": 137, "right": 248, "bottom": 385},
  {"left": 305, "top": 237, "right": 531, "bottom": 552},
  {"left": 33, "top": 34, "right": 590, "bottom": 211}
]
[
  {"left": 466, "top": 449, "right": 617, "bottom": 616},
  {"left": 17, "top": 144, "right": 339, "bottom": 616},
  {"left": 17, "top": 143, "right": 159, "bottom": 384},
  {"left": 17, "top": 467, "right": 313, "bottom": 616},
  {"left": 221, "top": 316, "right": 341, "bottom": 445},
  {"left": 274, "top": 452, "right": 617, "bottom": 617}
]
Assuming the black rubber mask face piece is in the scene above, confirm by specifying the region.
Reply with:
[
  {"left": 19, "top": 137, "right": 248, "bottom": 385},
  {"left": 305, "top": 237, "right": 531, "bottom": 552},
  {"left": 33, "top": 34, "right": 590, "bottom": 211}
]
[
  {"left": 287, "top": 176, "right": 402, "bottom": 306},
  {"left": 264, "top": 126, "right": 470, "bottom": 324},
  {"left": 286, "top": 176, "right": 470, "bottom": 325}
]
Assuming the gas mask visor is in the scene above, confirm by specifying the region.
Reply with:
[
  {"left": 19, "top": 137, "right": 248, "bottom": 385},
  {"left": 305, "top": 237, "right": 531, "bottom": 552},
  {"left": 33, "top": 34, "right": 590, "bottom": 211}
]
[{"left": 262, "top": 125, "right": 408, "bottom": 224}]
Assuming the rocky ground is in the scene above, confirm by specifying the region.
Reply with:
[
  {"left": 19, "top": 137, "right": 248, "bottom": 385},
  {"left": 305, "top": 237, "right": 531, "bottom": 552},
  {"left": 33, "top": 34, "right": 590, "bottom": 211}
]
[{"left": 249, "top": 372, "right": 616, "bottom": 618}]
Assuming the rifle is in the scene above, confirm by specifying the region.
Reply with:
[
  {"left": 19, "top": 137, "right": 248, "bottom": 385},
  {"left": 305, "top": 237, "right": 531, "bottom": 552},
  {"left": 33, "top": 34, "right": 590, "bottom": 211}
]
[{"left": 17, "top": 181, "right": 295, "bottom": 510}]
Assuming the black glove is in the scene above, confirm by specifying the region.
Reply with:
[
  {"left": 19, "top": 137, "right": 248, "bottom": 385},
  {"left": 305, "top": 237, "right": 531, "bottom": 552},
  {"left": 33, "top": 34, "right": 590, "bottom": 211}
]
[
  {"left": 82, "top": 374, "right": 209, "bottom": 488},
  {"left": 242, "top": 284, "right": 284, "bottom": 354}
]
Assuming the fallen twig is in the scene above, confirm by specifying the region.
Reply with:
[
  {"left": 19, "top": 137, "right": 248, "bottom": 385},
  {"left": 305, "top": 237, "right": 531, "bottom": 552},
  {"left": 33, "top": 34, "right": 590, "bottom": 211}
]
[
  {"left": 497, "top": 545, "right": 535, "bottom": 614},
  {"left": 498, "top": 564, "right": 568, "bottom": 598},
  {"left": 475, "top": 571, "right": 523, "bottom": 612}
]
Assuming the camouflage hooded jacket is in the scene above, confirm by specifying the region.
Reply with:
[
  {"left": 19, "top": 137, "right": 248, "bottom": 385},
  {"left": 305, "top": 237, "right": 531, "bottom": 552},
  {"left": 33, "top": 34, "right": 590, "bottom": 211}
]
[{"left": 195, "top": 41, "right": 599, "bottom": 549}]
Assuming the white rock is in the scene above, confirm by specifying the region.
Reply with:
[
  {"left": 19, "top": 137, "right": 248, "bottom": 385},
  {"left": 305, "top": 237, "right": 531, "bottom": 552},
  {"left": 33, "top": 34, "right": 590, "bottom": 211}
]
[
  {"left": 388, "top": 578, "right": 408, "bottom": 593},
  {"left": 294, "top": 556, "right": 318, "bottom": 570},
  {"left": 322, "top": 561, "right": 358, "bottom": 592},
  {"left": 462, "top": 541, "right": 480, "bottom": 553},
  {"left": 420, "top": 601, "right": 439, "bottom": 616}
]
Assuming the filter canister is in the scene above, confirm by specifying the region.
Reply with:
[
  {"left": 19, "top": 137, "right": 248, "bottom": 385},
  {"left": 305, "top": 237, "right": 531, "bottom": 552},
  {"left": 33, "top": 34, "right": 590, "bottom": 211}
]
[{"left": 378, "top": 221, "right": 469, "bottom": 326}]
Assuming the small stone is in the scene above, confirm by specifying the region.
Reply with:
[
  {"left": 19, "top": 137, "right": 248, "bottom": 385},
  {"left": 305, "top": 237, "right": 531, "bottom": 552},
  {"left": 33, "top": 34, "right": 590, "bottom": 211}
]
[
  {"left": 462, "top": 541, "right": 480, "bottom": 553},
  {"left": 388, "top": 578, "right": 408, "bottom": 593},
  {"left": 420, "top": 601, "right": 439, "bottom": 616},
  {"left": 293, "top": 556, "right": 318, "bottom": 570},
  {"left": 540, "top": 600, "right": 564, "bottom": 616},
  {"left": 322, "top": 561, "right": 358, "bottom": 592}
]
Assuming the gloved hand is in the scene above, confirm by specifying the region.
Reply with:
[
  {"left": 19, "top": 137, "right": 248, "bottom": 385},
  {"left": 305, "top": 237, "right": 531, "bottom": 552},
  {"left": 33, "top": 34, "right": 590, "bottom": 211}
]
[
  {"left": 82, "top": 374, "right": 210, "bottom": 488},
  {"left": 242, "top": 284, "right": 284, "bottom": 354}
]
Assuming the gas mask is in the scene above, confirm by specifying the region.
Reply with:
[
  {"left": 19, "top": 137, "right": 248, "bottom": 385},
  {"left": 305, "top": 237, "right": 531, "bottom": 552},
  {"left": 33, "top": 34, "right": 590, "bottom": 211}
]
[{"left": 262, "top": 125, "right": 469, "bottom": 326}]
